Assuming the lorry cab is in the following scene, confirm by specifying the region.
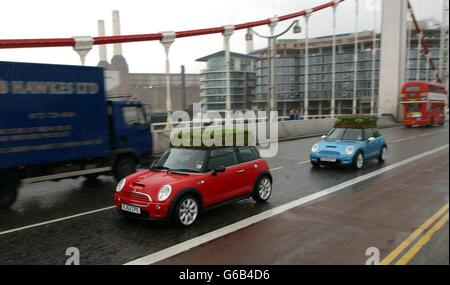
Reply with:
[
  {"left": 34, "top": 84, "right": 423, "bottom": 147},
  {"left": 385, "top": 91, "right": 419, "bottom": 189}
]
[{"left": 108, "top": 100, "right": 153, "bottom": 177}]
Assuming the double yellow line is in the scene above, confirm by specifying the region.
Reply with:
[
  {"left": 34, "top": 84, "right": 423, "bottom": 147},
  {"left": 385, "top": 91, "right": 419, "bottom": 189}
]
[{"left": 381, "top": 202, "right": 449, "bottom": 265}]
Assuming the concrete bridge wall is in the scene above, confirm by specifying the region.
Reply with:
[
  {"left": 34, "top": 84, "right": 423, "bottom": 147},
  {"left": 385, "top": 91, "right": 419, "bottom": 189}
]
[{"left": 151, "top": 117, "right": 401, "bottom": 154}]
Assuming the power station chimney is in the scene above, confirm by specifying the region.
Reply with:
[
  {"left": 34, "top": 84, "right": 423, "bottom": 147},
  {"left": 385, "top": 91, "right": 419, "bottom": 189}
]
[
  {"left": 97, "top": 20, "right": 108, "bottom": 64},
  {"left": 112, "top": 10, "right": 123, "bottom": 56},
  {"left": 109, "top": 9, "right": 129, "bottom": 97}
]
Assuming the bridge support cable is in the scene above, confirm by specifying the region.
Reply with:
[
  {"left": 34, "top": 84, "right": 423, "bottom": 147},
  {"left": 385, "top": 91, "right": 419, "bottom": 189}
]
[
  {"left": 0, "top": 1, "right": 346, "bottom": 50},
  {"left": 352, "top": 0, "right": 359, "bottom": 114},
  {"left": 439, "top": 0, "right": 449, "bottom": 89},
  {"left": 331, "top": 0, "right": 340, "bottom": 118},
  {"left": 407, "top": 1, "right": 443, "bottom": 84},
  {"left": 370, "top": 0, "right": 379, "bottom": 115}
]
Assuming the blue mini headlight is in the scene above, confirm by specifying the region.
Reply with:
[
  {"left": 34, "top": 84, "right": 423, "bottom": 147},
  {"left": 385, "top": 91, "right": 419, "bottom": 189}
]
[{"left": 345, "top": 146, "right": 355, "bottom": 155}]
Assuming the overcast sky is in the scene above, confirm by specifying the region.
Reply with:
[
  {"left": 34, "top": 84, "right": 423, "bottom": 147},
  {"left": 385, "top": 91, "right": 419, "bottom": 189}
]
[{"left": 0, "top": 0, "right": 444, "bottom": 73}]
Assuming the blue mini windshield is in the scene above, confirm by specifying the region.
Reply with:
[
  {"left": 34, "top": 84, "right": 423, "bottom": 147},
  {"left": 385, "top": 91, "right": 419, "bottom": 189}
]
[{"left": 327, "top": 128, "right": 363, "bottom": 141}]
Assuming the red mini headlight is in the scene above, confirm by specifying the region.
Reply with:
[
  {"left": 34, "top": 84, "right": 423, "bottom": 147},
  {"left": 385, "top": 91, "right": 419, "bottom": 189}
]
[{"left": 116, "top": 179, "right": 126, "bottom": 192}]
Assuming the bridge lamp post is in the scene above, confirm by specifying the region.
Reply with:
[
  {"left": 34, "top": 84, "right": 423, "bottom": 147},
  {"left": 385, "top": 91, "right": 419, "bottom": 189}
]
[
  {"left": 160, "top": 31, "right": 176, "bottom": 128},
  {"left": 222, "top": 25, "right": 234, "bottom": 114},
  {"left": 246, "top": 19, "right": 301, "bottom": 120},
  {"left": 303, "top": 9, "right": 313, "bottom": 120}
]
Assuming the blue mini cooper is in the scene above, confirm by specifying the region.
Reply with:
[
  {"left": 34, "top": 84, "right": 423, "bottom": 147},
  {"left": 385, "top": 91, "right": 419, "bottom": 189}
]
[{"left": 310, "top": 127, "right": 387, "bottom": 169}]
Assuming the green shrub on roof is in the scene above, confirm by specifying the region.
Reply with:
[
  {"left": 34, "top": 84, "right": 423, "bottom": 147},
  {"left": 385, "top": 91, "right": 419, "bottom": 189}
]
[
  {"left": 170, "top": 128, "right": 254, "bottom": 148},
  {"left": 334, "top": 115, "right": 378, "bottom": 129}
]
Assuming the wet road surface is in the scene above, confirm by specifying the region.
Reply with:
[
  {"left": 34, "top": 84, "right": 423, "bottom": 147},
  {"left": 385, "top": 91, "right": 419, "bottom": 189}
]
[{"left": 0, "top": 125, "right": 448, "bottom": 264}]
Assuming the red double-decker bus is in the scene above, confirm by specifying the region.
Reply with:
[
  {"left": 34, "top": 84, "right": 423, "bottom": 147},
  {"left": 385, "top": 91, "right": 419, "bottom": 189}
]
[{"left": 400, "top": 81, "right": 447, "bottom": 127}]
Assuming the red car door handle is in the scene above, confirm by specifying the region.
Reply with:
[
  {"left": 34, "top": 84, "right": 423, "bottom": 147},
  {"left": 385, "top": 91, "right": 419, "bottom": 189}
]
[{"left": 236, "top": 169, "right": 245, "bottom": 173}]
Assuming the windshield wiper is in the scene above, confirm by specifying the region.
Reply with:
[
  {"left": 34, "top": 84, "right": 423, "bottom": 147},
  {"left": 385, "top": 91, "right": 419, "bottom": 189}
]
[
  {"left": 149, "top": 165, "right": 171, "bottom": 172},
  {"left": 169, "top": 168, "right": 198, "bottom": 174}
]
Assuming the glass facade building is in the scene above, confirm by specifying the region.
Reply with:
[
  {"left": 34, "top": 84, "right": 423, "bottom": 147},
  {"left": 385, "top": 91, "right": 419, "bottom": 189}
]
[
  {"left": 196, "top": 51, "right": 257, "bottom": 112},
  {"left": 253, "top": 28, "right": 446, "bottom": 116}
]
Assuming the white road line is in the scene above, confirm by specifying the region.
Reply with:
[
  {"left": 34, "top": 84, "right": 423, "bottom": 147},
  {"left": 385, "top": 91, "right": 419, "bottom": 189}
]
[
  {"left": 420, "top": 131, "right": 439, "bottom": 137},
  {"left": 391, "top": 136, "right": 416, "bottom": 143},
  {"left": 125, "top": 144, "right": 449, "bottom": 265},
  {"left": 0, "top": 206, "right": 115, "bottom": 236},
  {"left": 419, "top": 132, "right": 434, "bottom": 137},
  {"left": 297, "top": 160, "right": 310, "bottom": 165},
  {"left": 270, "top": 167, "right": 284, "bottom": 171}
]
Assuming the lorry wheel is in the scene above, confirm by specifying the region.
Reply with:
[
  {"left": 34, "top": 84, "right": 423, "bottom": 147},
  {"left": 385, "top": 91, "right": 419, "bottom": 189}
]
[
  {"left": 0, "top": 183, "right": 18, "bottom": 210},
  {"left": 84, "top": 173, "right": 100, "bottom": 181},
  {"left": 114, "top": 157, "right": 137, "bottom": 181}
]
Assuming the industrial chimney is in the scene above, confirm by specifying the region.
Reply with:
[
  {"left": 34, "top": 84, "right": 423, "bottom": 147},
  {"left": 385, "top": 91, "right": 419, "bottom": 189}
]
[
  {"left": 112, "top": 10, "right": 123, "bottom": 56},
  {"left": 109, "top": 10, "right": 129, "bottom": 97},
  {"left": 97, "top": 20, "right": 109, "bottom": 68}
]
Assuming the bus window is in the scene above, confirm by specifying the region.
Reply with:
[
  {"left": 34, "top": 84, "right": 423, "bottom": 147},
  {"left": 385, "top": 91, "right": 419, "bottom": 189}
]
[
  {"left": 406, "top": 104, "right": 421, "bottom": 111},
  {"left": 405, "top": 86, "right": 422, "bottom": 92},
  {"left": 429, "top": 86, "right": 446, "bottom": 94}
]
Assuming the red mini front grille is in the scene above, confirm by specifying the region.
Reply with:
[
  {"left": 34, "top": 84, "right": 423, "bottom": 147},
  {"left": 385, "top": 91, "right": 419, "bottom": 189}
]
[{"left": 123, "top": 190, "right": 151, "bottom": 205}]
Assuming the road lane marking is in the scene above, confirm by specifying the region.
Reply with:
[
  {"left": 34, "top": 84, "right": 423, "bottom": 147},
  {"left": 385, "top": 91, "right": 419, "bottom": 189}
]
[
  {"left": 391, "top": 136, "right": 415, "bottom": 143},
  {"left": 270, "top": 167, "right": 284, "bottom": 171},
  {"left": 0, "top": 206, "right": 115, "bottom": 236},
  {"left": 297, "top": 160, "right": 310, "bottom": 165},
  {"left": 396, "top": 212, "right": 449, "bottom": 265},
  {"left": 125, "top": 144, "right": 449, "bottom": 265},
  {"left": 380, "top": 202, "right": 449, "bottom": 265},
  {"left": 419, "top": 131, "right": 440, "bottom": 137}
]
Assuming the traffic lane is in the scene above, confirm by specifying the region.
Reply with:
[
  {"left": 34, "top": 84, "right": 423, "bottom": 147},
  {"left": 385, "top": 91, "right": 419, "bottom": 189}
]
[
  {"left": 0, "top": 127, "right": 447, "bottom": 264},
  {"left": 409, "top": 223, "right": 449, "bottom": 265},
  {"left": 264, "top": 126, "right": 449, "bottom": 206},
  {"left": 270, "top": 125, "right": 448, "bottom": 166},
  {"left": 0, "top": 125, "right": 437, "bottom": 234},
  {"left": 0, "top": 126, "right": 447, "bottom": 264},
  {"left": 0, "top": 176, "right": 116, "bottom": 232},
  {"left": 156, "top": 150, "right": 449, "bottom": 265},
  {"left": 1, "top": 125, "right": 445, "bottom": 232}
]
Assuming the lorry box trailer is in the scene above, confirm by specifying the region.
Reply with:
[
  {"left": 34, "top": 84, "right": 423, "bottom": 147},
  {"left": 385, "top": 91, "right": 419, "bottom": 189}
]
[{"left": 0, "top": 61, "right": 153, "bottom": 209}]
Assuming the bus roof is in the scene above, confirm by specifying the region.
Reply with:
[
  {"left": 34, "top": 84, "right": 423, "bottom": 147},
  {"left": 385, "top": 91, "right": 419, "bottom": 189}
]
[{"left": 402, "top": 81, "right": 447, "bottom": 89}]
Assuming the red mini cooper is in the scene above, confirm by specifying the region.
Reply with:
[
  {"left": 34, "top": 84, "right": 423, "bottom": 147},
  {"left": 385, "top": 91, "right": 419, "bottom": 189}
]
[{"left": 114, "top": 145, "right": 272, "bottom": 226}]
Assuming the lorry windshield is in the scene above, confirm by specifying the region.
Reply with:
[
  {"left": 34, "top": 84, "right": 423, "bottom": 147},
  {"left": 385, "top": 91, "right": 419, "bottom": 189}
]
[
  {"left": 327, "top": 128, "right": 363, "bottom": 141},
  {"left": 152, "top": 148, "right": 207, "bottom": 173}
]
